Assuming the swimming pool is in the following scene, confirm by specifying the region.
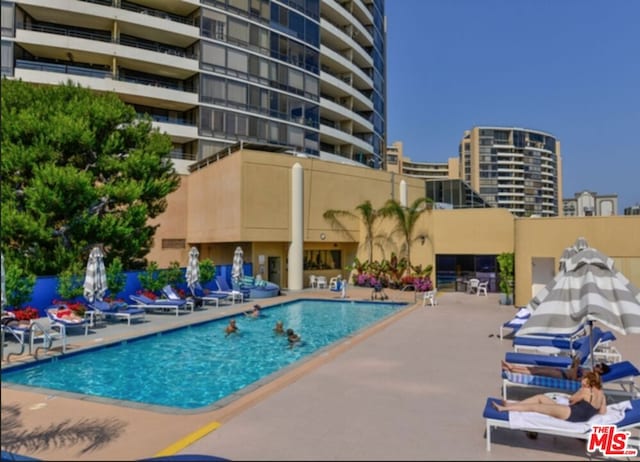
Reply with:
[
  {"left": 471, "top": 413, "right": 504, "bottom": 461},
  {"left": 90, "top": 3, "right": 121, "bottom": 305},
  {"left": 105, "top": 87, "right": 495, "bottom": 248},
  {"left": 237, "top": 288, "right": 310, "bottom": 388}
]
[{"left": 2, "top": 299, "right": 406, "bottom": 411}]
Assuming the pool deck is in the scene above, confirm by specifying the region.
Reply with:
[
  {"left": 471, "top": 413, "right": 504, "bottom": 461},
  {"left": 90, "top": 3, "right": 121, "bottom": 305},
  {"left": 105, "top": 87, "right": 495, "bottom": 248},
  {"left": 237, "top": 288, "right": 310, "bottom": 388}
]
[{"left": 2, "top": 287, "right": 639, "bottom": 461}]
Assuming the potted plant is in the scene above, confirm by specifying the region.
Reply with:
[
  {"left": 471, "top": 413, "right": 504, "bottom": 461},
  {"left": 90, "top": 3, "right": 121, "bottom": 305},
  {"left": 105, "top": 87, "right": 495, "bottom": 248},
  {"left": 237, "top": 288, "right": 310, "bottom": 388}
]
[
  {"left": 199, "top": 258, "right": 216, "bottom": 289},
  {"left": 497, "top": 252, "right": 515, "bottom": 305},
  {"left": 106, "top": 256, "right": 127, "bottom": 300},
  {"left": 56, "top": 261, "right": 86, "bottom": 316}
]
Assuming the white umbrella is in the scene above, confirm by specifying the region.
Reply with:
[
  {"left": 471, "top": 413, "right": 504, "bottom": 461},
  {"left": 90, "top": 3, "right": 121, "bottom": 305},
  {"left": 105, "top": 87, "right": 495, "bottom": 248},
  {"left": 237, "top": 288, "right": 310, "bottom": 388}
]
[
  {"left": 1, "top": 253, "right": 6, "bottom": 308},
  {"left": 231, "top": 246, "right": 244, "bottom": 284},
  {"left": 83, "top": 246, "right": 108, "bottom": 303},
  {"left": 517, "top": 245, "right": 640, "bottom": 366},
  {"left": 186, "top": 247, "right": 200, "bottom": 292}
]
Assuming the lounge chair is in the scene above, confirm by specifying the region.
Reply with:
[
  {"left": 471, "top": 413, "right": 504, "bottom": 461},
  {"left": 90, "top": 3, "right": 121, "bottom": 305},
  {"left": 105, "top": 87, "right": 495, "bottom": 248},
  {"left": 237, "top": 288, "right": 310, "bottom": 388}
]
[
  {"left": 502, "top": 360, "right": 640, "bottom": 400},
  {"left": 87, "top": 299, "right": 145, "bottom": 326},
  {"left": 513, "top": 327, "right": 619, "bottom": 360},
  {"left": 129, "top": 294, "right": 192, "bottom": 317},
  {"left": 505, "top": 336, "right": 622, "bottom": 369},
  {"left": 187, "top": 283, "right": 230, "bottom": 308},
  {"left": 505, "top": 338, "right": 594, "bottom": 369},
  {"left": 46, "top": 306, "right": 89, "bottom": 336},
  {"left": 214, "top": 276, "right": 245, "bottom": 304},
  {"left": 499, "top": 307, "right": 531, "bottom": 340},
  {"left": 482, "top": 397, "right": 640, "bottom": 452}
]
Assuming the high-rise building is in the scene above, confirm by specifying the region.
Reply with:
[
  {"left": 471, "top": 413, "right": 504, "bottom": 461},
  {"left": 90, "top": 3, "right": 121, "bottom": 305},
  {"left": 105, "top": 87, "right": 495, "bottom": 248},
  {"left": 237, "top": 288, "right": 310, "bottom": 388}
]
[
  {"left": 1, "top": 0, "right": 386, "bottom": 170},
  {"left": 459, "top": 126, "right": 563, "bottom": 217},
  {"left": 563, "top": 190, "right": 618, "bottom": 216},
  {"left": 385, "top": 141, "right": 458, "bottom": 179}
]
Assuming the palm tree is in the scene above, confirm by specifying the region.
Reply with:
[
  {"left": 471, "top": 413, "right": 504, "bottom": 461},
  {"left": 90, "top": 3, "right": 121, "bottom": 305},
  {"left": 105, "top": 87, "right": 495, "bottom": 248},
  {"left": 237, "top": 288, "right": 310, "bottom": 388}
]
[
  {"left": 322, "top": 200, "right": 381, "bottom": 263},
  {"left": 378, "top": 197, "right": 432, "bottom": 271}
]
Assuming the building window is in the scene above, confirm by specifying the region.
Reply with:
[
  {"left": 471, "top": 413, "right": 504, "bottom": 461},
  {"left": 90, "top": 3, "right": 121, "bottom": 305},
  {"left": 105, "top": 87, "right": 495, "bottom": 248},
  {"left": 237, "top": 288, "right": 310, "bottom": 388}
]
[{"left": 303, "top": 250, "right": 341, "bottom": 270}]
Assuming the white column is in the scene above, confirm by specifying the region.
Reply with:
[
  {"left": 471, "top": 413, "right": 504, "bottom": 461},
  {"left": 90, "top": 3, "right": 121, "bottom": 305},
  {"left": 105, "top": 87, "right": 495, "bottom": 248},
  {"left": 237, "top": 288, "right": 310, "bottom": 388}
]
[
  {"left": 288, "top": 163, "right": 304, "bottom": 290},
  {"left": 400, "top": 179, "right": 407, "bottom": 206}
]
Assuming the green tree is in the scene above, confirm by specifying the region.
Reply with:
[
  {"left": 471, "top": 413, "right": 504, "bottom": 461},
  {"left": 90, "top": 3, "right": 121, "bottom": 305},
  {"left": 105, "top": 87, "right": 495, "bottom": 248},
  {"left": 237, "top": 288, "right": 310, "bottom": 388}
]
[
  {"left": 137, "top": 261, "right": 164, "bottom": 294},
  {"left": 57, "top": 260, "right": 85, "bottom": 301},
  {"left": 106, "top": 256, "right": 126, "bottom": 297},
  {"left": 159, "top": 261, "right": 183, "bottom": 288},
  {"left": 497, "top": 252, "right": 515, "bottom": 302},
  {"left": 323, "top": 200, "right": 382, "bottom": 263},
  {"left": 1, "top": 79, "right": 181, "bottom": 276},
  {"left": 199, "top": 258, "right": 216, "bottom": 285},
  {"left": 4, "top": 261, "right": 36, "bottom": 309},
  {"left": 378, "top": 197, "right": 432, "bottom": 272}
]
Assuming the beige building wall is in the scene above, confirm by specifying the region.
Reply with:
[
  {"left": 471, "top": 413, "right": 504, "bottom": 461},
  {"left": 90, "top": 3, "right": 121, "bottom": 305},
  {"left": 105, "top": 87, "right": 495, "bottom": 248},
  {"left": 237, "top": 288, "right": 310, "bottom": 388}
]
[
  {"left": 514, "top": 216, "right": 640, "bottom": 306},
  {"left": 148, "top": 148, "right": 640, "bottom": 302}
]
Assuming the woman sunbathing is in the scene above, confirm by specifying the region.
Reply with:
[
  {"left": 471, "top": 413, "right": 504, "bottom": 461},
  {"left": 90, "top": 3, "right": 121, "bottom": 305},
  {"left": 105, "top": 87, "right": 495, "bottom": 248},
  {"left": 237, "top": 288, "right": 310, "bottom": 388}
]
[
  {"left": 492, "top": 371, "right": 607, "bottom": 422},
  {"left": 501, "top": 358, "right": 610, "bottom": 381},
  {"left": 55, "top": 307, "right": 84, "bottom": 323}
]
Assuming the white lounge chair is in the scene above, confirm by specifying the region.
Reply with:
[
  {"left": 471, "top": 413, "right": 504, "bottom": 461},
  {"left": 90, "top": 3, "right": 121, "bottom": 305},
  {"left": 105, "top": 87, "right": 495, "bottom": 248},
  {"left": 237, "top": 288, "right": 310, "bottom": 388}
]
[{"left": 483, "top": 397, "right": 640, "bottom": 452}]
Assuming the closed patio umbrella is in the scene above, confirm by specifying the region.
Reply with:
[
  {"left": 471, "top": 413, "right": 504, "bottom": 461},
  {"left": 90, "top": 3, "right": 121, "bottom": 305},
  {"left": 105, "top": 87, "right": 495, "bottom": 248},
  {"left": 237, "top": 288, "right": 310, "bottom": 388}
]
[
  {"left": 186, "top": 246, "right": 200, "bottom": 292},
  {"left": 83, "top": 246, "right": 108, "bottom": 303},
  {"left": 231, "top": 246, "right": 244, "bottom": 284},
  {"left": 517, "top": 244, "right": 640, "bottom": 367}
]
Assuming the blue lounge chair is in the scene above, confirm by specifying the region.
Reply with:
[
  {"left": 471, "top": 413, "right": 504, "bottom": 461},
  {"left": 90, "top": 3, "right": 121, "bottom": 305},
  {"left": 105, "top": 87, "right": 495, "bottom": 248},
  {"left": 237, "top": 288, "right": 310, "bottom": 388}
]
[
  {"left": 185, "top": 283, "right": 229, "bottom": 308},
  {"left": 499, "top": 307, "right": 531, "bottom": 340},
  {"left": 87, "top": 299, "right": 145, "bottom": 326},
  {"left": 214, "top": 276, "right": 247, "bottom": 304},
  {"left": 502, "top": 360, "right": 640, "bottom": 399},
  {"left": 513, "top": 327, "right": 616, "bottom": 356},
  {"left": 46, "top": 306, "right": 89, "bottom": 336},
  {"left": 129, "top": 294, "right": 192, "bottom": 317},
  {"left": 482, "top": 397, "right": 640, "bottom": 452}
]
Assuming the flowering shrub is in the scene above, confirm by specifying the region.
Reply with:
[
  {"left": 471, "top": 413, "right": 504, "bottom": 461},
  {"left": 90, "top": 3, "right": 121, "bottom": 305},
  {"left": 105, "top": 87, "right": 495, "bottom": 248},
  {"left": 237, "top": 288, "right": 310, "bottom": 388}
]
[
  {"left": 136, "top": 289, "right": 157, "bottom": 300},
  {"left": 413, "top": 277, "right": 433, "bottom": 292},
  {"left": 13, "top": 307, "right": 40, "bottom": 321}
]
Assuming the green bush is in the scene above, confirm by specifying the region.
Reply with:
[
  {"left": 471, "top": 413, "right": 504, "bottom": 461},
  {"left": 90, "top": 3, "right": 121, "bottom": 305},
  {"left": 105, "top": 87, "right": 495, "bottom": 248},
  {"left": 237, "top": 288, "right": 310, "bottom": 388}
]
[
  {"left": 106, "top": 256, "right": 126, "bottom": 297},
  {"left": 497, "top": 252, "right": 515, "bottom": 296},
  {"left": 160, "top": 261, "right": 183, "bottom": 288},
  {"left": 57, "top": 260, "right": 85, "bottom": 300},
  {"left": 137, "top": 261, "right": 164, "bottom": 294},
  {"left": 4, "top": 262, "right": 36, "bottom": 308},
  {"left": 199, "top": 258, "right": 216, "bottom": 284}
]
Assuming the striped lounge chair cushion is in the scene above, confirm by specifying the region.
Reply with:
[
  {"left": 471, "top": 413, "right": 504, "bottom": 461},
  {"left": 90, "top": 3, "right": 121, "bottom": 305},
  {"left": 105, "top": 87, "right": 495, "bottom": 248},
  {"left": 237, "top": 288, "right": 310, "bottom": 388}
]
[{"left": 502, "top": 371, "right": 580, "bottom": 392}]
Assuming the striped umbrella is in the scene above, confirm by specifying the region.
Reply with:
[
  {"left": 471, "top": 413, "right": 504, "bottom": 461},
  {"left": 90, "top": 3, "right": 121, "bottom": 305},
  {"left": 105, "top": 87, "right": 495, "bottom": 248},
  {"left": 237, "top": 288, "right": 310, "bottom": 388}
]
[
  {"left": 558, "top": 236, "right": 589, "bottom": 272},
  {"left": 186, "top": 246, "right": 200, "bottom": 292},
  {"left": 83, "top": 246, "right": 108, "bottom": 303},
  {"left": 517, "top": 246, "right": 640, "bottom": 365},
  {"left": 1, "top": 253, "right": 6, "bottom": 308},
  {"left": 231, "top": 246, "right": 244, "bottom": 284}
]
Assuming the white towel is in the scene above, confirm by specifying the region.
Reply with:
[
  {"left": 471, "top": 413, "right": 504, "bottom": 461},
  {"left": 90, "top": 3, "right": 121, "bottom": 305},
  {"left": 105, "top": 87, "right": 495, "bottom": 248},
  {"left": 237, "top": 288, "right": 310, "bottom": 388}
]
[{"left": 509, "top": 400, "right": 632, "bottom": 432}]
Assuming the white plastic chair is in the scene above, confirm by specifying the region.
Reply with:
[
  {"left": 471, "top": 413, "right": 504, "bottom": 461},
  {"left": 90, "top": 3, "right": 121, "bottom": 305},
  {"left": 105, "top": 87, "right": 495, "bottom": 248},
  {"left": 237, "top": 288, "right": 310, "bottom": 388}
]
[
  {"left": 316, "top": 276, "right": 327, "bottom": 289},
  {"left": 309, "top": 275, "right": 317, "bottom": 288},
  {"left": 477, "top": 281, "right": 488, "bottom": 296},
  {"left": 329, "top": 276, "right": 340, "bottom": 290},
  {"left": 423, "top": 289, "right": 437, "bottom": 307},
  {"left": 467, "top": 278, "right": 479, "bottom": 294}
]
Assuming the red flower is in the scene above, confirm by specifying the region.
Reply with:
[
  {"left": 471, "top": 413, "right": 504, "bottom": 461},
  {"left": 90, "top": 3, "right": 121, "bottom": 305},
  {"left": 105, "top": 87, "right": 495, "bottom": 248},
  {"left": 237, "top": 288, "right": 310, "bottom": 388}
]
[{"left": 13, "top": 307, "right": 40, "bottom": 321}]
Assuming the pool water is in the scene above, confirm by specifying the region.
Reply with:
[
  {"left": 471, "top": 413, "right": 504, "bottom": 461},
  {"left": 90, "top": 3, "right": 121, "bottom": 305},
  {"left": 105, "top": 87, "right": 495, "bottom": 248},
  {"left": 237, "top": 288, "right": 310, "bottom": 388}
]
[{"left": 2, "top": 299, "right": 406, "bottom": 410}]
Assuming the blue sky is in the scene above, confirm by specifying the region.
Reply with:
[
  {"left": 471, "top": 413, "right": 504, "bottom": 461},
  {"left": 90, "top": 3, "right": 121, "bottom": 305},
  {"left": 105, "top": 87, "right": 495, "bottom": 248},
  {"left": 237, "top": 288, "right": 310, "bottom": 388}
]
[{"left": 385, "top": 0, "right": 640, "bottom": 212}]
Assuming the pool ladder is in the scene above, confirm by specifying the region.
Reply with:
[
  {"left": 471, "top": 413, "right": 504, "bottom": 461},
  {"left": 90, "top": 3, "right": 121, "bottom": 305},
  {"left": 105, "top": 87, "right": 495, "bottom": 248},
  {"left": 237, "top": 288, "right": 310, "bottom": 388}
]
[{"left": 1, "top": 321, "right": 66, "bottom": 363}]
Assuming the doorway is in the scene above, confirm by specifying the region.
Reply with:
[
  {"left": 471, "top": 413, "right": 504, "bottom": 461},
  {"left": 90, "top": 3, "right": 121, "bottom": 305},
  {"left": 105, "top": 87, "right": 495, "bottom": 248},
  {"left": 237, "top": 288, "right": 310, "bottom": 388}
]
[
  {"left": 268, "top": 256, "right": 281, "bottom": 287},
  {"left": 531, "top": 257, "right": 555, "bottom": 298}
]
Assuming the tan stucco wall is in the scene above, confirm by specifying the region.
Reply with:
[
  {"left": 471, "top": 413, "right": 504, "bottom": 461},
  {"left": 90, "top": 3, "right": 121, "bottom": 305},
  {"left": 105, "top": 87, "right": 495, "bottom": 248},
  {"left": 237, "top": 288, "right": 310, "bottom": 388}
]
[
  {"left": 514, "top": 216, "right": 640, "bottom": 306},
  {"left": 148, "top": 150, "right": 640, "bottom": 299}
]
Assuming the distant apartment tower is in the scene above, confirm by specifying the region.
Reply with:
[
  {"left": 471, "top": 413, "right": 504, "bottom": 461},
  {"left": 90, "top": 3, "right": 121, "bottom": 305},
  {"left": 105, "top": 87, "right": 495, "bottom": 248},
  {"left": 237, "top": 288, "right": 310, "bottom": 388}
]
[
  {"left": 385, "top": 141, "right": 458, "bottom": 179},
  {"left": 1, "top": 0, "right": 387, "bottom": 170},
  {"left": 459, "top": 127, "right": 563, "bottom": 217},
  {"left": 563, "top": 191, "right": 618, "bottom": 216}
]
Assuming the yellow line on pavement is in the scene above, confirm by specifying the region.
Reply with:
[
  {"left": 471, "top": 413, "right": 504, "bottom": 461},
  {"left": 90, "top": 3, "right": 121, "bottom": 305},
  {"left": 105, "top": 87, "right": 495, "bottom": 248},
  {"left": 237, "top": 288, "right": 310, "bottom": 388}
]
[{"left": 154, "top": 421, "right": 222, "bottom": 457}]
